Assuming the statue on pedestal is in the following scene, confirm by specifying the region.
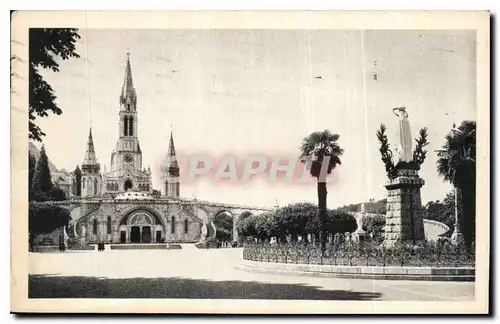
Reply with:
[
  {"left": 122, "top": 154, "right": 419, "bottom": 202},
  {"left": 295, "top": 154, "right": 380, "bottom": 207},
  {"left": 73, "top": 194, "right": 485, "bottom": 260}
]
[
  {"left": 377, "top": 106, "right": 429, "bottom": 246},
  {"left": 393, "top": 106, "right": 413, "bottom": 163}
]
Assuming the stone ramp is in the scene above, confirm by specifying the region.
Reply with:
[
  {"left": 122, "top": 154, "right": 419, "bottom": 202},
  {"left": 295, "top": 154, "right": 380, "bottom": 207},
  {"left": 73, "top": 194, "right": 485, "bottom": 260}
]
[
  {"left": 423, "top": 219, "right": 450, "bottom": 241},
  {"left": 179, "top": 243, "right": 197, "bottom": 250}
]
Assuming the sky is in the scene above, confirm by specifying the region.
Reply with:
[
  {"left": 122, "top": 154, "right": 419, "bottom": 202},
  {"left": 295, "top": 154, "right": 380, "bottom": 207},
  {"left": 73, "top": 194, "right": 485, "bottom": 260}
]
[{"left": 33, "top": 29, "right": 476, "bottom": 208}]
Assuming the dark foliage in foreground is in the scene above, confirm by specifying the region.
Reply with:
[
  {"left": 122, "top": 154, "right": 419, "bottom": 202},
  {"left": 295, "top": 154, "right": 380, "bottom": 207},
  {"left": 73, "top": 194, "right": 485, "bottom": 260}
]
[{"left": 29, "top": 28, "right": 80, "bottom": 142}]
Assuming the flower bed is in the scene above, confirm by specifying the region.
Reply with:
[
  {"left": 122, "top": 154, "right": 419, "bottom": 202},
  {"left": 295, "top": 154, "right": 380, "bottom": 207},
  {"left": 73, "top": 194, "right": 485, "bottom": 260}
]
[{"left": 243, "top": 241, "right": 474, "bottom": 268}]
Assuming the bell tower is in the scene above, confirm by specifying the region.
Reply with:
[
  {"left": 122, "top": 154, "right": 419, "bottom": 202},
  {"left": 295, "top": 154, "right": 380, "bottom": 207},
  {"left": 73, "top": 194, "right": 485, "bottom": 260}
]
[{"left": 113, "top": 52, "right": 143, "bottom": 173}]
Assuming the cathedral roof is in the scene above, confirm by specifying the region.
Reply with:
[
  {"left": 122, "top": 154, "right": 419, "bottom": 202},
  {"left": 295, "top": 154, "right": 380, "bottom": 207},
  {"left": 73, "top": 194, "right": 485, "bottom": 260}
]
[
  {"left": 119, "top": 52, "right": 137, "bottom": 108},
  {"left": 82, "top": 128, "right": 99, "bottom": 166}
]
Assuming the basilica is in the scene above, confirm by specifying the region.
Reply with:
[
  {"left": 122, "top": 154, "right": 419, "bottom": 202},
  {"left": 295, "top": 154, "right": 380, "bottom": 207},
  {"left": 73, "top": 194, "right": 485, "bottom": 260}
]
[
  {"left": 80, "top": 53, "right": 173, "bottom": 198},
  {"left": 62, "top": 54, "right": 267, "bottom": 246},
  {"left": 69, "top": 53, "right": 199, "bottom": 244}
]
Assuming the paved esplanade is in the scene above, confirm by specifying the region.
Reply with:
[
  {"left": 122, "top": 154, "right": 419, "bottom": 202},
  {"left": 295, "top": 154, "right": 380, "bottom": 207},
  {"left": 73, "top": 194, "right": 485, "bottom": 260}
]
[{"left": 29, "top": 247, "right": 474, "bottom": 301}]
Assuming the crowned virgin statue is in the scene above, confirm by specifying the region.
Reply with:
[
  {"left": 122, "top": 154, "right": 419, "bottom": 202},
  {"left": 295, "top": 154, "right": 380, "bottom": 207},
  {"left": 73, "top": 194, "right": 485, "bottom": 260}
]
[{"left": 393, "top": 106, "right": 413, "bottom": 163}]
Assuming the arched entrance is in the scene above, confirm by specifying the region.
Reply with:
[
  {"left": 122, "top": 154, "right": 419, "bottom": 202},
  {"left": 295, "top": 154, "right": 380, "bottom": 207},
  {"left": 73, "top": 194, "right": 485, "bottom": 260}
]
[
  {"left": 119, "top": 211, "right": 164, "bottom": 244},
  {"left": 130, "top": 212, "right": 152, "bottom": 243},
  {"left": 124, "top": 179, "right": 133, "bottom": 191}
]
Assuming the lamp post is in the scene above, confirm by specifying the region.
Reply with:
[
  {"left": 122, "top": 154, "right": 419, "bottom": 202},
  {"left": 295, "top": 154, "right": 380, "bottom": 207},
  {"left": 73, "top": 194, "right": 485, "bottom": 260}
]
[
  {"left": 450, "top": 121, "right": 464, "bottom": 245},
  {"left": 450, "top": 186, "right": 464, "bottom": 245}
]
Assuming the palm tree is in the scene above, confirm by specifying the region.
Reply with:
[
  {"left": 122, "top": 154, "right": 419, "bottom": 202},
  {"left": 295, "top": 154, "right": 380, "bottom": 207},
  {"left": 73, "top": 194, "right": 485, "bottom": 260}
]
[
  {"left": 436, "top": 121, "right": 476, "bottom": 249},
  {"left": 300, "top": 130, "right": 344, "bottom": 254}
]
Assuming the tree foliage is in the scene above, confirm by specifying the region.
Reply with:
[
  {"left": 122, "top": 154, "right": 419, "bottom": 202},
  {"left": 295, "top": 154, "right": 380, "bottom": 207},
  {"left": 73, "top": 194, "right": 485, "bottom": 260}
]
[
  {"left": 413, "top": 127, "right": 429, "bottom": 168},
  {"left": 423, "top": 192, "right": 458, "bottom": 235},
  {"left": 362, "top": 215, "right": 386, "bottom": 244},
  {"left": 29, "top": 203, "right": 70, "bottom": 236},
  {"left": 437, "top": 121, "right": 476, "bottom": 248},
  {"left": 28, "top": 153, "right": 37, "bottom": 201},
  {"left": 29, "top": 203, "right": 71, "bottom": 251},
  {"left": 299, "top": 130, "right": 344, "bottom": 180},
  {"left": 299, "top": 130, "right": 344, "bottom": 254},
  {"left": 377, "top": 124, "right": 429, "bottom": 179},
  {"left": 29, "top": 28, "right": 80, "bottom": 142},
  {"left": 213, "top": 212, "right": 233, "bottom": 242},
  {"left": 237, "top": 203, "right": 357, "bottom": 244},
  {"left": 31, "top": 145, "right": 53, "bottom": 201},
  {"left": 376, "top": 124, "right": 398, "bottom": 179},
  {"left": 48, "top": 186, "right": 67, "bottom": 201},
  {"left": 74, "top": 165, "right": 82, "bottom": 196},
  {"left": 30, "top": 145, "right": 67, "bottom": 202}
]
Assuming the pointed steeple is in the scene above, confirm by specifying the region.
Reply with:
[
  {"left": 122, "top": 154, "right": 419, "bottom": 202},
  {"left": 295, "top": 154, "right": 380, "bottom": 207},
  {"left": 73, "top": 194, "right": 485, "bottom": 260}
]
[
  {"left": 83, "top": 128, "right": 99, "bottom": 166},
  {"left": 167, "top": 131, "right": 179, "bottom": 172},
  {"left": 119, "top": 52, "right": 137, "bottom": 109},
  {"left": 165, "top": 131, "right": 180, "bottom": 197},
  {"left": 168, "top": 131, "right": 177, "bottom": 157}
]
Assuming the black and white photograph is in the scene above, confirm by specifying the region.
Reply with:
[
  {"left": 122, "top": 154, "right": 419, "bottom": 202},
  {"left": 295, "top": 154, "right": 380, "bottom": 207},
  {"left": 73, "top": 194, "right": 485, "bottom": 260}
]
[{"left": 10, "top": 11, "right": 490, "bottom": 314}]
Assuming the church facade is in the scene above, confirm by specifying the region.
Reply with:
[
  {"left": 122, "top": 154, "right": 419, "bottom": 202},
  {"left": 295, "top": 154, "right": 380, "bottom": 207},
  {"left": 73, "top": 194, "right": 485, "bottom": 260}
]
[
  {"left": 70, "top": 53, "right": 199, "bottom": 244},
  {"left": 46, "top": 53, "right": 271, "bottom": 247}
]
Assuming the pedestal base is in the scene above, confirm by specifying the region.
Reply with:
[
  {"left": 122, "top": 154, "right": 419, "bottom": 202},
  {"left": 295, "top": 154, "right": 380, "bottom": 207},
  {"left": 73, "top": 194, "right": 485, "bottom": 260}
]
[{"left": 383, "top": 169, "right": 426, "bottom": 246}]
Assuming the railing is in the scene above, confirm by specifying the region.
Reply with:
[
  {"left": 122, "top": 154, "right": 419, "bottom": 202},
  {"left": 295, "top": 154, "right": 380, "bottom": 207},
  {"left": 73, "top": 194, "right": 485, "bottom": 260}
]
[
  {"left": 36, "top": 197, "right": 272, "bottom": 212},
  {"left": 243, "top": 242, "right": 475, "bottom": 268}
]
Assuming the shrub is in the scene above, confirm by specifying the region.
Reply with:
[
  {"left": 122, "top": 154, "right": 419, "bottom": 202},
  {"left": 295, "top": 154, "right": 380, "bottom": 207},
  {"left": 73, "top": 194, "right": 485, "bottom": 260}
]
[{"left": 237, "top": 203, "right": 358, "bottom": 244}]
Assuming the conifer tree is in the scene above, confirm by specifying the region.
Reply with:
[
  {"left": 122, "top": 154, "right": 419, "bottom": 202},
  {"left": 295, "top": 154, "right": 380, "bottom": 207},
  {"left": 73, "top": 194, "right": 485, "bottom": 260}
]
[
  {"left": 31, "top": 145, "right": 53, "bottom": 201},
  {"left": 28, "top": 153, "right": 37, "bottom": 201},
  {"left": 74, "top": 165, "right": 82, "bottom": 196}
]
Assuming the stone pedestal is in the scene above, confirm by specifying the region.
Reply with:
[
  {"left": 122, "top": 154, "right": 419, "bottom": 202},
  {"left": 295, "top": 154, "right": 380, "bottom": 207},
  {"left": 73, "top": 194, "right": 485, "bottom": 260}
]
[
  {"left": 383, "top": 168, "right": 426, "bottom": 246},
  {"left": 352, "top": 214, "right": 367, "bottom": 242}
]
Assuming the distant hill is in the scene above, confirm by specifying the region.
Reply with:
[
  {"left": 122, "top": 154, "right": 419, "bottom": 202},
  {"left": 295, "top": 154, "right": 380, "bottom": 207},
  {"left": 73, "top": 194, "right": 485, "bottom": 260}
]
[
  {"left": 337, "top": 199, "right": 387, "bottom": 214},
  {"left": 28, "top": 142, "right": 59, "bottom": 173}
]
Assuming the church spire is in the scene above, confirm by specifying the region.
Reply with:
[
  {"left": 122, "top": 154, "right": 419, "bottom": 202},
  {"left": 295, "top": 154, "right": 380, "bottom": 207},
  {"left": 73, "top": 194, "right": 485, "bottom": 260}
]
[
  {"left": 167, "top": 131, "right": 179, "bottom": 170},
  {"left": 168, "top": 131, "right": 177, "bottom": 157},
  {"left": 82, "top": 127, "right": 99, "bottom": 168},
  {"left": 119, "top": 52, "right": 137, "bottom": 110},
  {"left": 165, "top": 131, "right": 180, "bottom": 197}
]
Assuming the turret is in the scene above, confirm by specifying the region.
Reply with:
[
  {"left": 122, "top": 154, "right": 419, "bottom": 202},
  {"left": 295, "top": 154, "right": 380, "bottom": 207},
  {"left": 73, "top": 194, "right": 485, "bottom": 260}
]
[
  {"left": 164, "top": 132, "right": 180, "bottom": 198},
  {"left": 81, "top": 127, "right": 101, "bottom": 197}
]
